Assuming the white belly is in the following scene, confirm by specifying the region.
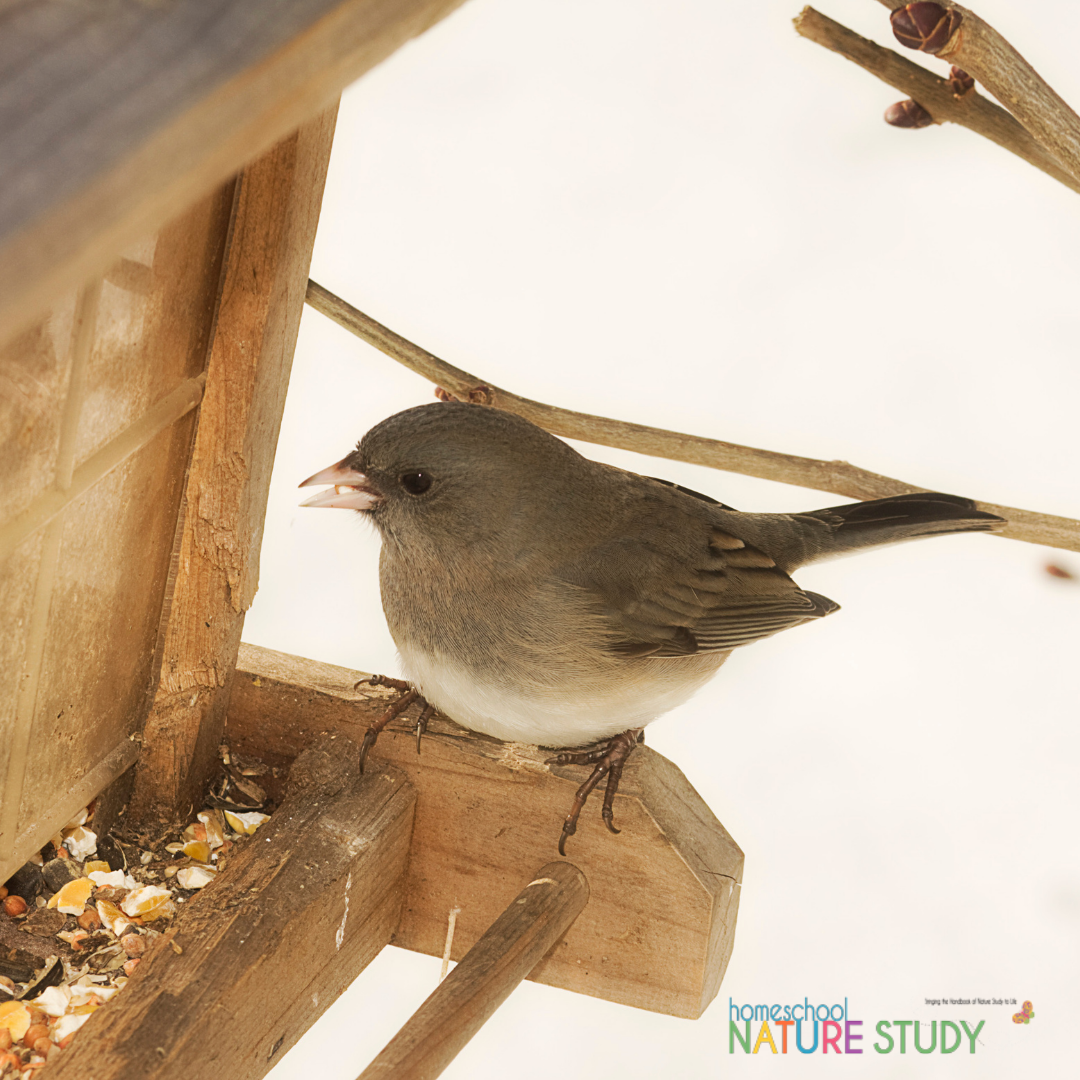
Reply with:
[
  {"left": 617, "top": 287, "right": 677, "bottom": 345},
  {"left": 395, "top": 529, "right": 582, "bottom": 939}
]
[{"left": 398, "top": 643, "right": 725, "bottom": 747}]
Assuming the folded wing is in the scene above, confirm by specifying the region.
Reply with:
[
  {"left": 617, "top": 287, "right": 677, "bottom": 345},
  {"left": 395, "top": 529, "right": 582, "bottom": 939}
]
[{"left": 566, "top": 504, "right": 839, "bottom": 659}]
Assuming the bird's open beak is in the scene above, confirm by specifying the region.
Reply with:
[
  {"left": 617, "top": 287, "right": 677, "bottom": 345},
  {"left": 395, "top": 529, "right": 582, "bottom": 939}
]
[{"left": 298, "top": 461, "right": 382, "bottom": 510}]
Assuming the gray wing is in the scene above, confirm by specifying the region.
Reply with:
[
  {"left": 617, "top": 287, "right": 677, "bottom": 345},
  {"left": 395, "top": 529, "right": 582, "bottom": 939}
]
[{"left": 562, "top": 498, "right": 839, "bottom": 659}]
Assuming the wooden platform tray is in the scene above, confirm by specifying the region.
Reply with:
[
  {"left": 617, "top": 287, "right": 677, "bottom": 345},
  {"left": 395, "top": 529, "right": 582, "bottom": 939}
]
[{"left": 226, "top": 643, "right": 744, "bottom": 1020}]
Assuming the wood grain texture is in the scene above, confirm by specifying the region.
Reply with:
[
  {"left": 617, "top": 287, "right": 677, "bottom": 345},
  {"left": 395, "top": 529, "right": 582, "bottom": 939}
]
[
  {"left": 125, "top": 104, "right": 339, "bottom": 838},
  {"left": 0, "top": 183, "right": 235, "bottom": 884},
  {"left": 360, "top": 862, "right": 589, "bottom": 1080},
  {"left": 48, "top": 738, "right": 416, "bottom": 1080},
  {"left": 0, "top": 373, "right": 207, "bottom": 562},
  {"left": 0, "top": 0, "right": 469, "bottom": 345},
  {"left": 0, "top": 294, "right": 79, "bottom": 525},
  {"left": 227, "top": 644, "right": 744, "bottom": 1019}
]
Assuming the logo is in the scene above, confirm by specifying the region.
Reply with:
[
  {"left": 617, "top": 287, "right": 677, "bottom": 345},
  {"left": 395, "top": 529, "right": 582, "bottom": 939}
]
[
  {"left": 728, "top": 999, "right": 986, "bottom": 1055},
  {"left": 1012, "top": 1001, "right": 1034, "bottom": 1025}
]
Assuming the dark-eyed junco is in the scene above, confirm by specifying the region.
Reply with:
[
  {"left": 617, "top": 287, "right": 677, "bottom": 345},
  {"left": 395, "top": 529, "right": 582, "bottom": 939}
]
[{"left": 299, "top": 402, "right": 1005, "bottom": 851}]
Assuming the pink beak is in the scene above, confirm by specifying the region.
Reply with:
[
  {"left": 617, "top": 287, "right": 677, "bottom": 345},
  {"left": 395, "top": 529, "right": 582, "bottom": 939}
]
[{"left": 298, "top": 461, "right": 382, "bottom": 510}]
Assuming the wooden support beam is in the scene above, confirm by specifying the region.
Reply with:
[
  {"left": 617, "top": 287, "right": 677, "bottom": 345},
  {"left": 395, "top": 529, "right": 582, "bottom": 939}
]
[
  {"left": 227, "top": 645, "right": 744, "bottom": 1019},
  {"left": 47, "top": 737, "right": 417, "bottom": 1080},
  {"left": 0, "top": 0, "right": 470, "bottom": 345},
  {"left": 360, "top": 862, "right": 589, "bottom": 1080},
  {"left": 125, "top": 103, "right": 339, "bottom": 838}
]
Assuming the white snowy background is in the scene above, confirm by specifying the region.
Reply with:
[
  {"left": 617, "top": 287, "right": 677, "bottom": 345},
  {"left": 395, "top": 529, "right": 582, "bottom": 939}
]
[{"left": 248, "top": 1, "right": 1079, "bottom": 1076}]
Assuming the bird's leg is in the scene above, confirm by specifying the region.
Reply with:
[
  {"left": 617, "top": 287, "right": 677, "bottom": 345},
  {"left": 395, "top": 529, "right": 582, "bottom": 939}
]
[
  {"left": 354, "top": 676, "right": 437, "bottom": 769},
  {"left": 546, "top": 728, "right": 644, "bottom": 855},
  {"left": 415, "top": 701, "right": 435, "bottom": 755},
  {"left": 359, "top": 686, "right": 419, "bottom": 773},
  {"left": 601, "top": 757, "right": 627, "bottom": 836}
]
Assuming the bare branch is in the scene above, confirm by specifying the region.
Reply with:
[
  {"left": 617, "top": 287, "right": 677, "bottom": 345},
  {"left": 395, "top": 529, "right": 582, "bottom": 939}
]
[
  {"left": 305, "top": 280, "right": 1080, "bottom": 553},
  {"left": 879, "top": 2, "right": 1080, "bottom": 182},
  {"left": 794, "top": 7, "right": 1080, "bottom": 194}
]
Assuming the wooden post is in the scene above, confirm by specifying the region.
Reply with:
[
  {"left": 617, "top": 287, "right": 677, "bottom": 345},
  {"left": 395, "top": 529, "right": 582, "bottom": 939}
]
[
  {"left": 359, "top": 862, "right": 589, "bottom": 1080},
  {"left": 47, "top": 737, "right": 417, "bottom": 1080},
  {"left": 125, "top": 103, "right": 339, "bottom": 837}
]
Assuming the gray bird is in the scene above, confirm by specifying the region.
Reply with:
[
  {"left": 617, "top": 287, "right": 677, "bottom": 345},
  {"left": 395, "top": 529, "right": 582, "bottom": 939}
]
[{"left": 300, "top": 401, "right": 1005, "bottom": 852}]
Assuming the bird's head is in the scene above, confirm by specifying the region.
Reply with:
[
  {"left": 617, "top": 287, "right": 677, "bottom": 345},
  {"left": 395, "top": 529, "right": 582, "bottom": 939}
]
[{"left": 299, "top": 402, "right": 593, "bottom": 552}]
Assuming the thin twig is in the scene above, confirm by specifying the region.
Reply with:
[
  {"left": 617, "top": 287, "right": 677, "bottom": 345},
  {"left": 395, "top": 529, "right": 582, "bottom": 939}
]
[
  {"left": 305, "top": 280, "right": 1080, "bottom": 553},
  {"left": 794, "top": 7, "right": 1080, "bottom": 194},
  {"left": 871, "top": 0, "right": 1080, "bottom": 183}
]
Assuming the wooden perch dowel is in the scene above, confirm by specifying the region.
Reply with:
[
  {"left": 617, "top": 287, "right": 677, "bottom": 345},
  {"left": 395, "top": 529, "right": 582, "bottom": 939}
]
[
  {"left": 359, "top": 862, "right": 589, "bottom": 1080},
  {"left": 305, "top": 281, "right": 1080, "bottom": 553},
  {"left": 793, "top": 7, "right": 1080, "bottom": 194}
]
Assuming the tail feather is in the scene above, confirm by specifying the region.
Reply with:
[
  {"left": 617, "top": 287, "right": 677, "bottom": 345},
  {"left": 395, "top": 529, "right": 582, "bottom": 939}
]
[{"left": 797, "top": 492, "right": 1005, "bottom": 561}]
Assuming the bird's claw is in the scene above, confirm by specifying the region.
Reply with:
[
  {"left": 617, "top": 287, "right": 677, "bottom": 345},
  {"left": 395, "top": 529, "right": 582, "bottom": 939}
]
[
  {"left": 557, "top": 818, "right": 577, "bottom": 858},
  {"left": 415, "top": 702, "right": 434, "bottom": 756},
  {"left": 358, "top": 726, "right": 380, "bottom": 775},
  {"left": 547, "top": 728, "right": 642, "bottom": 854},
  {"left": 357, "top": 686, "right": 419, "bottom": 774}
]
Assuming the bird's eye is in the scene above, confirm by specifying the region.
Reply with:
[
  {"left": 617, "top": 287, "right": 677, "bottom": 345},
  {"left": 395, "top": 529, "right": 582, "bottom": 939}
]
[{"left": 399, "top": 470, "right": 433, "bottom": 495}]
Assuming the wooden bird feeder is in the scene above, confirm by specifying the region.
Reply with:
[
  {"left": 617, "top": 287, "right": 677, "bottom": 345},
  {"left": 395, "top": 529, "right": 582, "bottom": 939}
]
[{"left": 0, "top": 3, "right": 743, "bottom": 1077}]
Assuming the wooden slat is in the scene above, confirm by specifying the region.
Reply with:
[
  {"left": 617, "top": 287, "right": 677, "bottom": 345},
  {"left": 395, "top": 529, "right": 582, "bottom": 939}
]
[
  {"left": 360, "top": 862, "right": 589, "bottom": 1080},
  {"left": 0, "top": 292, "right": 79, "bottom": 525},
  {"left": 0, "top": 183, "right": 236, "bottom": 884},
  {"left": 124, "top": 103, "right": 339, "bottom": 837},
  {"left": 0, "top": 0, "right": 469, "bottom": 346},
  {"left": 227, "top": 644, "right": 744, "bottom": 1019},
  {"left": 47, "top": 738, "right": 417, "bottom": 1080},
  {"left": 0, "top": 375, "right": 207, "bottom": 561}
]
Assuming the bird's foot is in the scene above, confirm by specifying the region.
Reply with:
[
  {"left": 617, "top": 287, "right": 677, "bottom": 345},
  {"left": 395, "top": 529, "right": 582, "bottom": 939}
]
[
  {"left": 414, "top": 700, "right": 434, "bottom": 755},
  {"left": 356, "top": 678, "right": 433, "bottom": 772},
  {"left": 434, "top": 384, "right": 494, "bottom": 405},
  {"left": 545, "top": 728, "right": 644, "bottom": 856},
  {"left": 355, "top": 674, "right": 412, "bottom": 694}
]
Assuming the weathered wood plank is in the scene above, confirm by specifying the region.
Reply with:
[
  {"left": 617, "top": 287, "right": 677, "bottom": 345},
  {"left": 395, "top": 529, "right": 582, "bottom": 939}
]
[
  {"left": 227, "top": 644, "right": 744, "bottom": 1019},
  {"left": 125, "top": 103, "right": 339, "bottom": 838},
  {"left": 0, "top": 183, "right": 235, "bottom": 883},
  {"left": 48, "top": 737, "right": 417, "bottom": 1080},
  {"left": 0, "top": 0, "right": 469, "bottom": 345},
  {"left": 360, "top": 862, "right": 589, "bottom": 1080}
]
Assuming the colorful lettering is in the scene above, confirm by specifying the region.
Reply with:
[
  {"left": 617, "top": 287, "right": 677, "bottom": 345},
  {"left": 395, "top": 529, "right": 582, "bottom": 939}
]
[{"left": 753, "top": 1022, "right": 778, "bottom": 1055}]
